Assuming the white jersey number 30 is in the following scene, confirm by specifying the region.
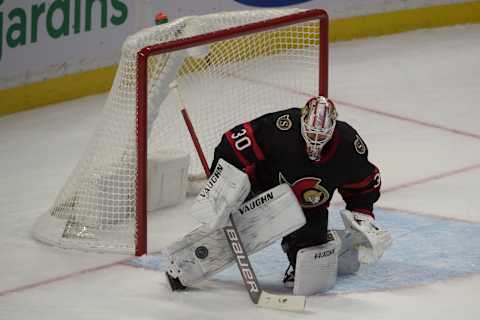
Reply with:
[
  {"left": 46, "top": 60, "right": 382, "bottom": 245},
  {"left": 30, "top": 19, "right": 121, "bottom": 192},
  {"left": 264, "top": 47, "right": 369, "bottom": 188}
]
[{"left": 231, "top": 128, "right": 252, "bottom": 151}]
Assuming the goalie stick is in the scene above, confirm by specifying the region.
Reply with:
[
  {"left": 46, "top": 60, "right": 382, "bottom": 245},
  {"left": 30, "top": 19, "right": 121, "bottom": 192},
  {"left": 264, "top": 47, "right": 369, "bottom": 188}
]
[
  {"left": 224, "top": 219, "right": 306, "bottom": 311},
  {"left": 171, "top": 81, "right": 306, "bottom": 311}
]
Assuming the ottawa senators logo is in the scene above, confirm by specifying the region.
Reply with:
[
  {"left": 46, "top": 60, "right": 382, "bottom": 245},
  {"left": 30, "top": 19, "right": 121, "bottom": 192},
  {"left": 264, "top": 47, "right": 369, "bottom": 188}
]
[
  {"left": 279, "top": 173, "right": 330, "bottom": 208},
  {"left": 276, "top": 114, "right": 292, "bottom": 131},
  {"left": 354, "top": 135, "right": 366, "bottom": 155}
]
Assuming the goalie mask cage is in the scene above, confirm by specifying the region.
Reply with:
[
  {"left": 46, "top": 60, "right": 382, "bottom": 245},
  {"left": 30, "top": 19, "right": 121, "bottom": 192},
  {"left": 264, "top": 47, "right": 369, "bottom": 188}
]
[{"left": 33, "top": 8, "right": 329, "bottom": 256}]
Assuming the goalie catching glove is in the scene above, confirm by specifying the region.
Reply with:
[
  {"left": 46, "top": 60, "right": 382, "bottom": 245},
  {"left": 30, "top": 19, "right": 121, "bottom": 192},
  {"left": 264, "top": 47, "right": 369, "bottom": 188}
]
[{"left": 340, "top": 210, "right": 392, "bottom": 264}]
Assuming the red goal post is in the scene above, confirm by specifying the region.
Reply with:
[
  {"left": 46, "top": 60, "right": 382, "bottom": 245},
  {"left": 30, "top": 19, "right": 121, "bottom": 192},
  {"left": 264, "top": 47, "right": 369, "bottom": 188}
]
[{"left": 136, "top": 9, "right": 329, "bottom": 256}]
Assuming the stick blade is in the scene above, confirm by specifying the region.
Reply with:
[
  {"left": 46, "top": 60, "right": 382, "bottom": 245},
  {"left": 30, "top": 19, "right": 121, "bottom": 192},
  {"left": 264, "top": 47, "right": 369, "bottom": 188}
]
[{"left": 257, "top": 291, "right": 306, "bottom": 312}]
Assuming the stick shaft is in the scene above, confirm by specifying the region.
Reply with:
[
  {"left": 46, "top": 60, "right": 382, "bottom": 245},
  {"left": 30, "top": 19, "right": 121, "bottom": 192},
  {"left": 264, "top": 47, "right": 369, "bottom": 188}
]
[{"left": 180, "top": 108, "right": 211, "bottom": 177}]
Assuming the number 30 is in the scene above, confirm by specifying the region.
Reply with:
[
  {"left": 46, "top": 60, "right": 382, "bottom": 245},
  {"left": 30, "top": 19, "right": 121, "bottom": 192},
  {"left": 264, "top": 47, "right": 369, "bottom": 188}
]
[{"left": 231, "top": 129, "right": 251, "bottom": 151}]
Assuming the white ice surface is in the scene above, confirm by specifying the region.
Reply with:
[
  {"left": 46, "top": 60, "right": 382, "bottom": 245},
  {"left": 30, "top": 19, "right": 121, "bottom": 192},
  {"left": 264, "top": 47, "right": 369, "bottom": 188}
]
[{"left": 1, "top": 24, "right": 480, "bottom": 319}]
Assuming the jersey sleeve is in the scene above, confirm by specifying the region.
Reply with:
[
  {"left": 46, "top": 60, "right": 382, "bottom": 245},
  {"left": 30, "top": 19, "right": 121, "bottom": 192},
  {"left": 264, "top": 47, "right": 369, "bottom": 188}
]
[
  {"left": 338, "top": 132, "right": 381, "bottom": 218},
  {"left": 211, "top": 119, "right": 267, "bottom": 186}
]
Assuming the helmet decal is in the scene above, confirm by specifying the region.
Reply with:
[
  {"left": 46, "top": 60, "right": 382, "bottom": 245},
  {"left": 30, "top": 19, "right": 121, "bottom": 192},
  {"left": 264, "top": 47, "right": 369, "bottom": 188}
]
[{"left": 301, "top": 96, "right": 337, "bottom": 161}]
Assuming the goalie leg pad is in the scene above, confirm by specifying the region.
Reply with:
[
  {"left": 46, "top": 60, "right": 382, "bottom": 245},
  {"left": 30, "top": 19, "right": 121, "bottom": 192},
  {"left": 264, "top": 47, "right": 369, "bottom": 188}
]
[
  {"left": 293, "top": 231, "right": 341, "bottom": 296},
  {"left": 164, "top": 184, "right": 306, "bottom": 287}
]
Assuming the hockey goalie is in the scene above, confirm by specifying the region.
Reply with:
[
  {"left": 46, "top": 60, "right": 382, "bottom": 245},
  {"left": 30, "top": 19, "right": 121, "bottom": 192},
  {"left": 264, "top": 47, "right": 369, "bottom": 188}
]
[{"left": 164, "top": 96, "right": 392, "bottom": 296}]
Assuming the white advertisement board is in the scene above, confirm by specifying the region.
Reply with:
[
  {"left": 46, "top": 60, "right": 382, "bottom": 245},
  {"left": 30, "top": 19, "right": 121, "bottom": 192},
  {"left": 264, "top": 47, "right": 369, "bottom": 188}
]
[{"left": 0, "top": 0, "right": 149, "bottom": 89}]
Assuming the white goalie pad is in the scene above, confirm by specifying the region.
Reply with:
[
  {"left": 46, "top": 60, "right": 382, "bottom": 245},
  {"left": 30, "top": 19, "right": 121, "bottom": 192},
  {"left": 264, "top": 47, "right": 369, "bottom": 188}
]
[
  {"left": 164, "top": 184, "right": 306, "bottom": 287},
  {"left": 293, "top": 231, "right": 341, "bottom": 296},
  {"left": 190, "top": 159, "right": 251, "bottom": 231},
  {"left": 340, "top": 210, "right": 393, "bottom": 264}
]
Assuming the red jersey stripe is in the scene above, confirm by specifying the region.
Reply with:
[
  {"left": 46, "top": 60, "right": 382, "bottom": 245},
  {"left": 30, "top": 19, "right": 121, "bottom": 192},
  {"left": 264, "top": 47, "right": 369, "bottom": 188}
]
[
  {"left": 340, "top": 185, "right": 380, "bottom": 198},
  {"left": 342, "top": 166, "right": 380, "bottom": 189},
  {"left": 243, "top": 122, "right": 265, "bottom": 161},
  {"left": 225, "top": 130, "right": 251, "bottom": 168}
]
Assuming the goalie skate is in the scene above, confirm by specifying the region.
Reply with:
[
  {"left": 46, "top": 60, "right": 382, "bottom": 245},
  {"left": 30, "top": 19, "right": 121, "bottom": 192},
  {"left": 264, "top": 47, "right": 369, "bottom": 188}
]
[{"left": 164, "top": 184, "right": 306, "bottom": 287}]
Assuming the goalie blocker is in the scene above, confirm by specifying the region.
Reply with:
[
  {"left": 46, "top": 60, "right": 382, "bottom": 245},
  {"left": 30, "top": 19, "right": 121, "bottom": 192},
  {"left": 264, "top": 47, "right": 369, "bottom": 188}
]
[{"left": 189, "top": 159, "right": 251, "bottom": 231}]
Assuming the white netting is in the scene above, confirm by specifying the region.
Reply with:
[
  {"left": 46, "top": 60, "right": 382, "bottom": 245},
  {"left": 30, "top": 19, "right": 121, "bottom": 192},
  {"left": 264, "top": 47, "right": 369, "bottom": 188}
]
[{"left": 33, "top": 8, "right": 326, "bottom": 254}]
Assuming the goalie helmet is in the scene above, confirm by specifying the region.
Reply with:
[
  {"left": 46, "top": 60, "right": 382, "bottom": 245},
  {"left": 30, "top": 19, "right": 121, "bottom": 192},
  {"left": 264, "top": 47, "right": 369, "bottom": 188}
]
[{"left": 301, "top": 96, "right": 337, "bottom": 161}]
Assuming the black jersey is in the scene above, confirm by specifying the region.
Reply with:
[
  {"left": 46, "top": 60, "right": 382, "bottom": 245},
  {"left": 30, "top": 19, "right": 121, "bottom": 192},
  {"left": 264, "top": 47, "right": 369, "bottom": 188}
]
[{"left": 211, "top": 108, "right": 381, "bottom": 218}]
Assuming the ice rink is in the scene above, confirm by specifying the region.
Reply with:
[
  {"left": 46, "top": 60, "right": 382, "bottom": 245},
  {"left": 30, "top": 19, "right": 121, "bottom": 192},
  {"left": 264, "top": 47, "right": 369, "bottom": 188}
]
[{"left": 1, "top": 23, "right": 480, "bottom": 319}]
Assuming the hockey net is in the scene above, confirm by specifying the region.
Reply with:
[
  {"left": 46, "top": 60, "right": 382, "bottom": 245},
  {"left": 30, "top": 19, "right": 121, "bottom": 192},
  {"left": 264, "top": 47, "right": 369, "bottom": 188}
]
[{"left": 33, "top": 8, "right": 329, "bottom": 255}]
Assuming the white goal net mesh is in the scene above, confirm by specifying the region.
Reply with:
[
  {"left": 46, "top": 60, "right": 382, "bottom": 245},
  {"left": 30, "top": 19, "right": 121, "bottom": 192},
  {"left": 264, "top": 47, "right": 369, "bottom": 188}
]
[{"left": 33, "top": 8, "right": 327, "bottom": 254}]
